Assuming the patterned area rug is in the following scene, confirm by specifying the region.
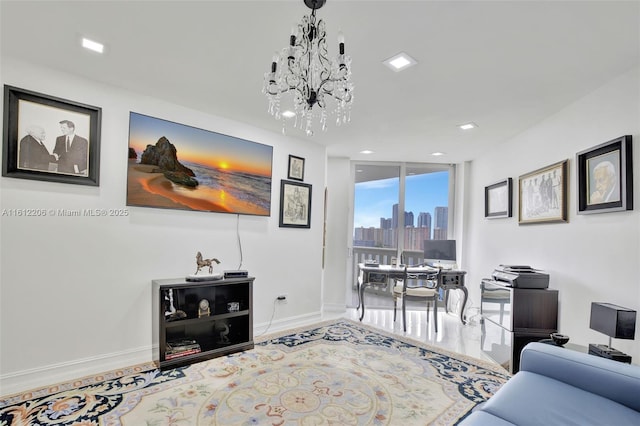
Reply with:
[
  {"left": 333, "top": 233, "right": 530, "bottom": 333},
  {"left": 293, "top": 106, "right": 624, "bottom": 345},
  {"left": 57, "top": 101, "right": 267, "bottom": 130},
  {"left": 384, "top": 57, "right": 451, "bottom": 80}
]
[{"left": 0, "top": 319, "right": 509, "bottom": 425}]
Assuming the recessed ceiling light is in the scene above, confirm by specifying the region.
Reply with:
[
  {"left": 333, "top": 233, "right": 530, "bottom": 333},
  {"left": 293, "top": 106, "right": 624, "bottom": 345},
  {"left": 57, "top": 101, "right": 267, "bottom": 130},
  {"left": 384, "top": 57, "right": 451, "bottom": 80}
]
[
  {"left": 383, "top": 52, "right": 417, "bottom": 72},
  {"left": 82, "top": 37, "right": 104, "bottom": 53},
  {"left": 281, "top": 110, "right": 296, "bottom": 118},
  {"left": 431, "top": 152, "right": 445, "bottom": 156},
  {"left": 459, "top": 122, "right": 478, "bottom": 130},
  {"left": 390, "top": 57, "right": 410, "bottom": 69},
  {"left": 360, "top": 150, "right": 374, "bottom": 154}
]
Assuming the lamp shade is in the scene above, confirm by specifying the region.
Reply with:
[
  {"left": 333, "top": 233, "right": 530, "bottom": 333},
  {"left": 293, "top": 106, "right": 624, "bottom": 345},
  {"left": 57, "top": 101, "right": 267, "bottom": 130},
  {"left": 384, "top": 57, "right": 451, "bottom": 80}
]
[{"left": 589, "top": 302, "right": 636, "bottom": 339}]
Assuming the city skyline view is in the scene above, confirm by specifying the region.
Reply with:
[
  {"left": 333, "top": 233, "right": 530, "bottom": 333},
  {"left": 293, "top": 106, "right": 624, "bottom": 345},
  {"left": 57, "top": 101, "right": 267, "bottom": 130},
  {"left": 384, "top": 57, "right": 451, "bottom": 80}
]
[
  {"left": 354, "top": 170, "right": 449, "bottom": 229},
  {"left": 354, "top": 170, "right": 450, "bottom": 249}
]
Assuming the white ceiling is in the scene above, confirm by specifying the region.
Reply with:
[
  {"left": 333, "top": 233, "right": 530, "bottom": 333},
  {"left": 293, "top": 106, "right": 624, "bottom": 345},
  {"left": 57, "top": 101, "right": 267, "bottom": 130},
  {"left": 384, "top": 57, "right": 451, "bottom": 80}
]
[{"left": 2, "top": 0, "right": 639, "bottom": 164}]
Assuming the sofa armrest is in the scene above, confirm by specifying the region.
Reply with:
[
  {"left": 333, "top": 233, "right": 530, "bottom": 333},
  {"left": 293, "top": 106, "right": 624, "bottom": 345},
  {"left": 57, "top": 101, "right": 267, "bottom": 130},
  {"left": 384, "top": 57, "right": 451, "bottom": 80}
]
[{"left": 520, "top": 342, "right": 640, "bottom": 412}]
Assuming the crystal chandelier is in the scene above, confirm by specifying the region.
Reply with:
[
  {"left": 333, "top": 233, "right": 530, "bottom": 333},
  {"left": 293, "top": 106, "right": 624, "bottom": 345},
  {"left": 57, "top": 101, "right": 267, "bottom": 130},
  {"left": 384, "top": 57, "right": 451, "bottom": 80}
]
[{"left": 263, "top": 0, "right": 353, "bottom": 136}]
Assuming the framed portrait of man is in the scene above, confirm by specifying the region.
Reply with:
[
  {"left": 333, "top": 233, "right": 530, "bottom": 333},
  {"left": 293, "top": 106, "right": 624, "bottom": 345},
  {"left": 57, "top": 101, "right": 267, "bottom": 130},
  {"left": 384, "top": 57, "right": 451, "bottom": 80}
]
[
  {"left": 577, "top": 135, "right": 632, "bottom": 214},
  {"left": 2, "top": 85, "right": 102, "bottom": 186}
]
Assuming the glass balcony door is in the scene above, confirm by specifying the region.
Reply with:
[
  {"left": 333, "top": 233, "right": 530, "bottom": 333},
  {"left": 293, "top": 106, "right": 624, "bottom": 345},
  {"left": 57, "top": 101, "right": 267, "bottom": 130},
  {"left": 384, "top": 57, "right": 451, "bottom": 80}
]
[{"left": 349, "top": 162, "right": 451, "bottom": 308}]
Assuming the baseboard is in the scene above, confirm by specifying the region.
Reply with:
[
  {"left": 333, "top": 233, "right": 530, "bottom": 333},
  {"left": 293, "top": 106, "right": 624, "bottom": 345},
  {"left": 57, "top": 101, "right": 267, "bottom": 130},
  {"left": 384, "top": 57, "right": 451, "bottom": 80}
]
[
  {"left": 0, "top": 345, "right": 154, "bottom": 398},
  {"left": 254, "top": 311, "right": 323, "bottom": 337},
  {"left": 1, "top": 312, "right": 328, "bottom": 398},
  {"left": 322, "top": 303, "right": 348, "bottom": 315}
]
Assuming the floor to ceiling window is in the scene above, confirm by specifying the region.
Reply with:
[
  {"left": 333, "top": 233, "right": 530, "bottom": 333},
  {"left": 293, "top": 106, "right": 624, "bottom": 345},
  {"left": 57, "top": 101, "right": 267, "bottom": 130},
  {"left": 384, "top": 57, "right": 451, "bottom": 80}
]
[
  {"left": 349, "top": 162, "right": 453, "bottom": 307},
  {"left": 353, "top": 164, "right": 400, "bottom": 254}
]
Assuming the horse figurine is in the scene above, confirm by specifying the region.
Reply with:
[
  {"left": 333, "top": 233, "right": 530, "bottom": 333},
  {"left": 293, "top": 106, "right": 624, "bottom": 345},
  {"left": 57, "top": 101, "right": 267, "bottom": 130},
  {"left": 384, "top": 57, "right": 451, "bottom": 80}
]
[{"left": 195, "top": 252, "right": 220, "bottom": 275}]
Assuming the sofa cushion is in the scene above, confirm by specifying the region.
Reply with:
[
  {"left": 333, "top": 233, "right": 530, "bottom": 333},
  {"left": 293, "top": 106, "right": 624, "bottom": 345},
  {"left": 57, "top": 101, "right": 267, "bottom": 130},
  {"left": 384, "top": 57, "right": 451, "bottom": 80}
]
[
  {"left": 480, "top": 371, "right": 640, "bottom": 426},
  {"left": 461, "top": 410, "right": 515, "bottom": 426}
]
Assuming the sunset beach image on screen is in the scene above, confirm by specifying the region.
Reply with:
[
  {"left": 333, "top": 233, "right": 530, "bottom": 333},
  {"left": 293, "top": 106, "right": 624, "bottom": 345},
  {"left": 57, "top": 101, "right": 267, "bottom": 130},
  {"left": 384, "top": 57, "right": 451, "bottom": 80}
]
[{"left": 126, "top": 112, "right": 273, "bottom": 216}]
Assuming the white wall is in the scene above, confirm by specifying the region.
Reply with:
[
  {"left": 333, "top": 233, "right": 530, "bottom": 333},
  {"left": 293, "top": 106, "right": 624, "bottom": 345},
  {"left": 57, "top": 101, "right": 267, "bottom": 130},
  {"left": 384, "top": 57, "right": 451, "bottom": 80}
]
[
  {"left": 0, "top": 57, "right": 326, "bottom": 394},
  {"left": 323, "top": 157, "right": 351, "bottom": 313},
  {"left": 465, "top": 66, "right": 640, "bottom": 361}
]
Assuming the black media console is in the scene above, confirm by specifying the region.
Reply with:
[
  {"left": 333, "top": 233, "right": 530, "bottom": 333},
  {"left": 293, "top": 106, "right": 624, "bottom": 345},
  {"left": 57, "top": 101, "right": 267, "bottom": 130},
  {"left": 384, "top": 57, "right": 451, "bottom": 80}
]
[{"left": 152, "top": 276, "right": 254, "bottom": 370}]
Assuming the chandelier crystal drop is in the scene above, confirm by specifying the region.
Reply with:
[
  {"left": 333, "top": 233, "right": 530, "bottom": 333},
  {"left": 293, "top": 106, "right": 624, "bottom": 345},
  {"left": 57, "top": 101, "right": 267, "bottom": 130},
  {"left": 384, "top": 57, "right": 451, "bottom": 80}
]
[{"left": 263, "top": 0, "right": 353, "bottom": 136}]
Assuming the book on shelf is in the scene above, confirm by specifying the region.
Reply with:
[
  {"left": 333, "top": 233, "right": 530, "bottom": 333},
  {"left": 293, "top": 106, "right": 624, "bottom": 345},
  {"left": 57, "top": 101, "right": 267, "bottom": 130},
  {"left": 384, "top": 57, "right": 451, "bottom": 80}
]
[
  {"left": 167, "top": 343, "right": 200, "bottom": 352},
  {"left": 166, "top": 339, "right": 200, "bottom": 353},
  {"left": 166, "top": 348, "right": 201, "bottom": 360}
]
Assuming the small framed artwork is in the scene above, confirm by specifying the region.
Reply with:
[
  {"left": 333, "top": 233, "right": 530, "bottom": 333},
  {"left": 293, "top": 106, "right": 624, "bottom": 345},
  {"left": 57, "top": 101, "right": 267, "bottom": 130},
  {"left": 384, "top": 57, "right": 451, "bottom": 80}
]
[
  {"left": 576, "top": 135, "right": 633, "bottom": 214},
  {"left": 485, "top": 178, "right": 512, "bottom": 218},
  {"left": 518, "top": 159, "right": 568, "bottom": 224},
  {"left": 287, "top": 155, "right": 305, "bottom": 181},
  {"left": 279, "top": 180, "right": 312, "bottom": 228},
  {"left": 2, "top": 85, "right": 101, "bottom": 186}
]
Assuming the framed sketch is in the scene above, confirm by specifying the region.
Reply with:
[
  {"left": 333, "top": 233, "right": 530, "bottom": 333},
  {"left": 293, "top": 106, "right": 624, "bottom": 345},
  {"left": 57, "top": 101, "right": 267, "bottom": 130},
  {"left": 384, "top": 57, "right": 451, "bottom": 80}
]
[
  {"left": 2, "top": 85, "right": 101, "bottom": 186},
  {"left": 576, "top": 135, "right": 633, "bottom": 214},
  {"left": 485, "top": 178, "right": 512, "bottom": 218},
  {"left": 518, "top": 160, "right": 568, "bottom": 224},
  {"left": 279, "top": 180, "right": 312, "bottom": 228},
  {"left": 287, "top": 155, "right": 305, "bottom": 181}
]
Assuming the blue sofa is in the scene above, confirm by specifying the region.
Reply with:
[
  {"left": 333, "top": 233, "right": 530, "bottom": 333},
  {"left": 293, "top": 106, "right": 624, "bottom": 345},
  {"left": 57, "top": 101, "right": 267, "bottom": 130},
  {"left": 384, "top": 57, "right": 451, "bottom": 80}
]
[{"left": 462, "top": 342, "right": 640, "bottom": 425}]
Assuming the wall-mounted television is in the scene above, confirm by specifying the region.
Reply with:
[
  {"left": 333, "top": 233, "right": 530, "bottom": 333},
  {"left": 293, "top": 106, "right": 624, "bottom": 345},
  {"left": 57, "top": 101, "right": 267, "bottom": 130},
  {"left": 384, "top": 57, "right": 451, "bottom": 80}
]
[
  {"left": 423, "top": 239, "right": 456, "bottom": 265},
  {"left": 127, "top": 112, "right": 273, "bottom": 216}
]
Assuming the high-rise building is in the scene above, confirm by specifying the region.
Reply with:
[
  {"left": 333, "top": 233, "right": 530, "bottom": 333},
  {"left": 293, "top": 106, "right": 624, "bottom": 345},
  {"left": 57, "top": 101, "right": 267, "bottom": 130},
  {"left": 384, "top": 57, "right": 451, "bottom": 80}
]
[
  {"left": 417, "top": 212, "right": 431, "bottom": 229},
  {"left": 433, "top": 227, "right": 448, "bottom": 240},
  {"left": 380, "top": 218, "right": 392, "bottom": 229},
  {"left": 404, "top": 227, "right": 430, "bottom": 250},
  {"left": 404, "top": 211, "right": 414, "bottom": 228},
  {"left": 434, "top": 206, "right": 448, "bottom": 239},
  {"left": 392, "top": 203, "right": 415, "bottom": 228}
]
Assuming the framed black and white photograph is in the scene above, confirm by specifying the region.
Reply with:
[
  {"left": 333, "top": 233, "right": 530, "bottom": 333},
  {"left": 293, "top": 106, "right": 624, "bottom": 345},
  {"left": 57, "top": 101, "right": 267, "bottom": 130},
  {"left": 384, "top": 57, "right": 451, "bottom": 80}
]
[
  {"left": 279, "top": 180, "right": 312, "bottom": 228},
  {"left": 518, "top": 159, "right": 568, "bottom": 224},
  {"left": 485, "top": 178, "right": 512, "bottom": 218},
  {"left": 2, "top": 85, "right": 101, "bottom": 186},
  {"left": 577, "top": 135, "right": 633, "bottom": 214},
  {"left": 287, "top": 155, "right": 305, "bottom": 181}
]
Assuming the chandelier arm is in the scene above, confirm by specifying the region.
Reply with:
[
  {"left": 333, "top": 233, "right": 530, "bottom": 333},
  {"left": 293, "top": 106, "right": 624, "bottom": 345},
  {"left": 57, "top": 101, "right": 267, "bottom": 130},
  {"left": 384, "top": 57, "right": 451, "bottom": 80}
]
[
  {"left": 315, "top": 20, "right": 332, "bottom": 77},
  {"left": 316, "top": 72, "right": 348, "bottom": 93},
  {"left": 298, "top": 16, "right": 311, "bottom": 57},
  {"left": 266, "top": 84, "right": 303, "bottom": 96}
]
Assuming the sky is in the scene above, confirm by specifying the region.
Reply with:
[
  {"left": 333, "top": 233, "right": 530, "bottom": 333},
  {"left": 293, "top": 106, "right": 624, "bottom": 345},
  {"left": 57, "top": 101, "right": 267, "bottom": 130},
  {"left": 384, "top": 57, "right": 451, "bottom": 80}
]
[
  {"left": 354, "top": 171, "right": 449, "bottom": 229},
  {"left": 128, "top": 112, "right": 273, "bottom": 177}
]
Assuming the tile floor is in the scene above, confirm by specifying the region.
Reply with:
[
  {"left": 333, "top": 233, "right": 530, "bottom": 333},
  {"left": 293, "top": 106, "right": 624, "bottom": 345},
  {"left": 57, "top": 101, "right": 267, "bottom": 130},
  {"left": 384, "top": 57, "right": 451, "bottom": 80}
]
[{"left": 337, "top": 301, "right": 495, "bottom": 366}]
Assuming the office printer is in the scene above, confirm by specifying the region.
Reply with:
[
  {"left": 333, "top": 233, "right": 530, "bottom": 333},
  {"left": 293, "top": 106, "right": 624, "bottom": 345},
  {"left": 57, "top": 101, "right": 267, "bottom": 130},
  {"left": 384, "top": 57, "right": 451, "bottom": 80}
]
[{"left": 490, "top": 264, "right": 550, "bottom": 289}]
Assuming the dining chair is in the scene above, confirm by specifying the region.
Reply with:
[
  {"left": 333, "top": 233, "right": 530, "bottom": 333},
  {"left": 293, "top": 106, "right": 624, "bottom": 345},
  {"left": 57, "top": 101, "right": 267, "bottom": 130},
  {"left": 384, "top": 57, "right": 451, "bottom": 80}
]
[
  {"left": 393, "top": 259, "right": 440, "bottom": 333},
  {"left": 358, "top": 269, "right": 389, "bottom": 321}
]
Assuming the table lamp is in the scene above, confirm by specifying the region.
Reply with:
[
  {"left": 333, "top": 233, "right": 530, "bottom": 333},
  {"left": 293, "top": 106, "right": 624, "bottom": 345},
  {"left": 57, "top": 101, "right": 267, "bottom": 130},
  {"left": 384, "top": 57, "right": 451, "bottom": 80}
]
[{"left": 588, "top": 302, "right": 636, "bottom": 363}]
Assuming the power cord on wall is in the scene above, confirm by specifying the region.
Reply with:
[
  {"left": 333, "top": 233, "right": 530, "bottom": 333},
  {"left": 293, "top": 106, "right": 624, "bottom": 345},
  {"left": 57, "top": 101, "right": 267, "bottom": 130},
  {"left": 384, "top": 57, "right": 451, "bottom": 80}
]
[
  {"left": 255, "top": 299, "right": 278, "bottom": 338},
  {"left": 236, "top": 214, "right": 243, "bottom": 270},
  {"left": 235, "top": 215, "right": 279, "bottom": 337}
]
